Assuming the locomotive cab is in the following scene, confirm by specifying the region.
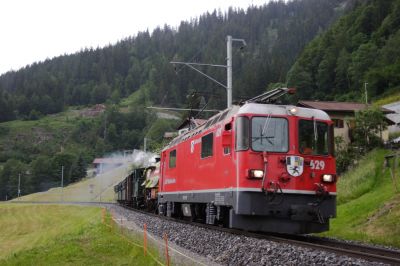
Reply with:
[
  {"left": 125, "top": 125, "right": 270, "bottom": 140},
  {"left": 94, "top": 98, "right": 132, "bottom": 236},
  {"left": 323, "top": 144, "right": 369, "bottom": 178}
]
[{"left": 230, "top": 104, "right": 337, "bottom": 233}]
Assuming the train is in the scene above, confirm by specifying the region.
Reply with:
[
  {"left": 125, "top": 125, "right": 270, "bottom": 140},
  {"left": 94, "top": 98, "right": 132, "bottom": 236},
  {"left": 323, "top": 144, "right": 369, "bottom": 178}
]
[{"left": 115, "top": 88, "right": 337, "bottom": 234}]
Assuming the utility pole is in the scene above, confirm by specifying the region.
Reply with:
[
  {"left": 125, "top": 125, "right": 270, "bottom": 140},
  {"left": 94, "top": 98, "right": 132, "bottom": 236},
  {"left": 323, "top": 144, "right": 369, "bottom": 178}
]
[
  {"left": 364, "top": 82, "right": 368, "bottom": 104},
  {"left": 61, "top": 165, "right": 64, "bottom": 202},
  {"left": 17, "top": 173, "right": 21, "bottom": 198},
  {"left": 103, "top": 113, "right": 107, "bottom": 140},
  {"left": 171, "top": 35, "right": 246, "bottom": 109},
  {"left": 227, "top": 35, "right": 233, "bottom": 108},
  {"left": 144, "top": 137, "right": 147, "bottom": 153}
]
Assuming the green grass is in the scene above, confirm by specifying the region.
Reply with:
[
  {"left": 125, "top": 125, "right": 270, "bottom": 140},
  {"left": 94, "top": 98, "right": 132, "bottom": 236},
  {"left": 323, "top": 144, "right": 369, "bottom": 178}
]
[
  {"left": 321, "top": 149, "right": 400, "bottom": 247},
  {"left": 336, "top": 150, "right": 385, "bottom": 204},
  {"left": 373, "top": 92, "right": 400, "bottom": 106},
  {"left": 119, "top": 89, "right": 144, "bottom": 108},
  {"left": 0, "top": 107, "right": 82, "bottom": 131},
  {"left": 0, "top": 204, "right": 160, "bottom": 265}
]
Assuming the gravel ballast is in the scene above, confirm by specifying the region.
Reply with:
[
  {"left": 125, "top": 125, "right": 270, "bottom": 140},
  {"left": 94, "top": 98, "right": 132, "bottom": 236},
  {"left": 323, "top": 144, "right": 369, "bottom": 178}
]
[{"left": 108, "top": 205, "right": 387, "bottom": 266}]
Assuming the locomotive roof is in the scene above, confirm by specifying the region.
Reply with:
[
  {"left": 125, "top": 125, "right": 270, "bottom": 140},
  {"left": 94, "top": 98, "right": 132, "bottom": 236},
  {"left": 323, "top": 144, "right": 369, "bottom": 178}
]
[
  {"left": 163, "top": 103, "right": 330, "bottom": 150},
  {"left": 238, "top": 103, "right": 331, "bottom": 120}
]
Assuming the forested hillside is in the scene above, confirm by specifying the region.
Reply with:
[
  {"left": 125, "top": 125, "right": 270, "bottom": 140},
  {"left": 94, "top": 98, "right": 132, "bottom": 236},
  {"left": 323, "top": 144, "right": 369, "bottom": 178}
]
[
  {"left": 287, "top": 0, "right": 400, "bottom": 101},
  {"left": 0, "top": 0, "right": 349, "bottom": 122}
]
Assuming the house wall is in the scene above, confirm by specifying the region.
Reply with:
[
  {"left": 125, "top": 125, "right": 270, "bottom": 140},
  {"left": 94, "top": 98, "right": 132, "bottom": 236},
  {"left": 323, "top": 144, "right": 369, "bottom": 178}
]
[
  {"left": 382, "top": 129, "right": 390, "bottom": 141},
  {"left": 328, "top": 112, "right": 389, "bottom": 144},
  {"left": 328, "top": 113, "right": 351, "bottom": 144}
]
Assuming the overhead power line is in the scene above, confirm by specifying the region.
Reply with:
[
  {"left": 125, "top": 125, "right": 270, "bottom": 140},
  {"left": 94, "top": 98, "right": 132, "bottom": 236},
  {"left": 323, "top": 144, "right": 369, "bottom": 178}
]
[{"left": 146, "top": 106, "right": 220, "bottom": 112}]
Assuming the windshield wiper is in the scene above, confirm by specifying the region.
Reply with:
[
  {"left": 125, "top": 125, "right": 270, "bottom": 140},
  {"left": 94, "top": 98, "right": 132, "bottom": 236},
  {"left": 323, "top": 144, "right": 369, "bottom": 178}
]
[
  {"left": 252, "top": 135, "right": 274, "bottom": 145},
  {"left": 261, "top": 113, "right": 272, "bottom": 136}
]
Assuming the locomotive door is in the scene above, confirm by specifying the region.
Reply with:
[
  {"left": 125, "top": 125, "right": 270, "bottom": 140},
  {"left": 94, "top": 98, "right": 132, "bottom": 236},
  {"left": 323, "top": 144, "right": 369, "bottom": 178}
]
[
  {"left": 160, "top": 151, "right": 166, "bottom": 192},
  {"left": 220, "top": 121, "right": 234, "bottom": 187}
]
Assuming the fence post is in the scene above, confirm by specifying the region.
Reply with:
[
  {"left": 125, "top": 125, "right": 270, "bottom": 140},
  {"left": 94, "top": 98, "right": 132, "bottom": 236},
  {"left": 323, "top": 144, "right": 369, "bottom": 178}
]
[
  {"left": 386, "top": 153, "right": 399, "bottom": 193},
  {"left": 164, "top": 233, "right": 170, "bottom": 266},
  {"left": 102, "top": 208, "right": 106, "bottom": 224},
  {"left": 394, "top": 153, "right": 399, "bottom": 192},
  {"left": 143, "top": 223, "right": 147, "bottom": 256},
  {"left": 110, "top": 214, "right": 114, "bottom": 232}
]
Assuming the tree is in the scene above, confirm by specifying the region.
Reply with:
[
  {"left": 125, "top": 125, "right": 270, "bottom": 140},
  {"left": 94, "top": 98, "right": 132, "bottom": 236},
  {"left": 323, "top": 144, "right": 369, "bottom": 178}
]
[
  {"left": 287, "top": 62, "right": 314, "bottom": 99},
  {"left": 106, "top": 123, "right": 118, "bottom": 145},
  {"left": 30, "top": 155, "right": 53, "bottom": 191},
  {"left": 71, "top": 154, "right": 87, "bottom": 183},
  {"left": 0, "top": 159, "right": 28, "bottom": 199},
  {"left": 348, "top": 43, "right": 378, "bottom": 91},
  {"left": 91, "top": 83, "right": 111, "bottom": 104},
  {"left": 334, "top": 49, "right": 352, "bottom": 94},
  {"left": 51, "top": 153, "right": 76, "bottom": 186},
  {"left": 353, "top": 107, "right": 387, "bottom": 151},
  {"left": 0, "top": 91, "right": 15, "bottom": 122}
]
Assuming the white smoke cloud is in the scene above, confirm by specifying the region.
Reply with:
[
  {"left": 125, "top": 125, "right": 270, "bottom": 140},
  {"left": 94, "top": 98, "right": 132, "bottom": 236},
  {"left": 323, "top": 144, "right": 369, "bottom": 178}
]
[{"left": 91, "top": 149, "right": 158, "bottom": 201}]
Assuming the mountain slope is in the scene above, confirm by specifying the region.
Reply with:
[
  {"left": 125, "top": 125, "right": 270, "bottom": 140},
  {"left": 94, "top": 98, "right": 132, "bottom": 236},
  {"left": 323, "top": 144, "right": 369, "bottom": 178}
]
[
  {"left": 0, "top": 95, "right": 177, "bottom": 200},
  {"left": 287, "top": 0, "right": 400, "bottom": 102}
]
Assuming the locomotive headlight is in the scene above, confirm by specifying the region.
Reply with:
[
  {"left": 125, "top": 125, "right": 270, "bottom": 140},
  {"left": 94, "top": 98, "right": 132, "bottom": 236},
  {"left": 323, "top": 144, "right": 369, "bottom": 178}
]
[
  {"left": 322, "top": 174, "right": 335, "bottom": 183},
  {"left": 288, "top": 107, "right": 298, "bottom": 115},
  {"left": 249, "top": 170, "right": 264, "bottom": 179}
]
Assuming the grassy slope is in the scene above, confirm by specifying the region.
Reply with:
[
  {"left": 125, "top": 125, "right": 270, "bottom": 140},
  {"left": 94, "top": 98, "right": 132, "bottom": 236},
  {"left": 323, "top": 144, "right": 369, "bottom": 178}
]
[
  {"left": 0, "top": 89, "right": 179, "bottom": 164},
  {"left": 374, "top": 92, "right": 400, "bottom": 107},
  {"left": 0, "top": 106, "right": 96, "bottom": 167},
  {"left": 0, "top": 204, "right": 159, "bottom": 265},
  {"left": 321, "top": 149, "right": 400, "bottom": 247},
  {"left": 17, "top": 164, "right": 131, "bottom": 202}
]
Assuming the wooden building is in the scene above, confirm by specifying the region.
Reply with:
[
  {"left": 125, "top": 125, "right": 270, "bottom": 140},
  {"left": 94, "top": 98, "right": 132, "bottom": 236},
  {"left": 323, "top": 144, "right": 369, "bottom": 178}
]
[{"left": 298, "top": 101, "right": 394, "bottom": 144}]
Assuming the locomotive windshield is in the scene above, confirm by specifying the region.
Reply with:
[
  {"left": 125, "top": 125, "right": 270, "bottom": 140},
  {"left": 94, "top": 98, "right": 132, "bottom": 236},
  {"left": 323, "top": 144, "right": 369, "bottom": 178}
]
[
  {"left": 298, "top": 119, "right": 329, "bottom": 155},
  {"left": 251, "top": 117, "right": 288, "bottom": 152}
]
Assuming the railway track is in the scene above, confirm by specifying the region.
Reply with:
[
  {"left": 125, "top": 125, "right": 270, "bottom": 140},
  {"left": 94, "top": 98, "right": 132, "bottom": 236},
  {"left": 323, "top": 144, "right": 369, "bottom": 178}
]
[
  {"left": 258, "top": 233, "right": 400, "bottom": 265},
  {"left": 119, "top": 204, "right": 400, "bottom": 265}
]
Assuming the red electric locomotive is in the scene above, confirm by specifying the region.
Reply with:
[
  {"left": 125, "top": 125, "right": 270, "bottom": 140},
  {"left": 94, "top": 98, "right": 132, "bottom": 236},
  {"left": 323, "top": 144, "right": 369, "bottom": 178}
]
[{"left": 158, "top": 88, "right": 337, "bottom": 234}]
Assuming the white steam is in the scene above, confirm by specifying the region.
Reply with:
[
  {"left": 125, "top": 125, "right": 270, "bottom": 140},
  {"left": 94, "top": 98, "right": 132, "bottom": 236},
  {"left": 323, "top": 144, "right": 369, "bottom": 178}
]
[{"left": 91, "top": 149, "right": 158, "bottom": 202}]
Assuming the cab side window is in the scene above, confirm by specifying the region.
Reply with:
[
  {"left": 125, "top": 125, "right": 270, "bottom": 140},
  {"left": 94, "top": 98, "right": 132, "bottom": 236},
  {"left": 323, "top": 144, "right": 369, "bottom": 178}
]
[
  {"left": 169, "top": 150, "right": 177, "bottom": 168},
  {"left": 201, "top": 133, "right": 213, "bottom": 158}
]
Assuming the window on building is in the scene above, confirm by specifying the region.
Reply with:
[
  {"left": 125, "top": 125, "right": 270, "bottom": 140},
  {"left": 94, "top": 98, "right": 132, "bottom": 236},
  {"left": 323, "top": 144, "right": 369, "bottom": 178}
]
[
  {"left": 169, "top": 150, "right": 176, "bottom": 168},
  {"left": 201, "top": 133, "right": 213, "bottom": 158},
  {"left": 333, "top": 119, "right": 344, "bottom": 128}
]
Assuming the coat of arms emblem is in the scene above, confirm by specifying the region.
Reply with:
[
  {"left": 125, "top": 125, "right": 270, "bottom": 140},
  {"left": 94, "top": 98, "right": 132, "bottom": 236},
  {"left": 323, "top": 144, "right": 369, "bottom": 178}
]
[{"left": 286, "top": 156, "right": 304, "bottom": 177}]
